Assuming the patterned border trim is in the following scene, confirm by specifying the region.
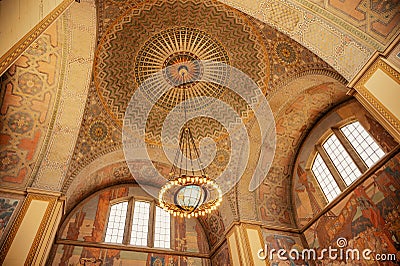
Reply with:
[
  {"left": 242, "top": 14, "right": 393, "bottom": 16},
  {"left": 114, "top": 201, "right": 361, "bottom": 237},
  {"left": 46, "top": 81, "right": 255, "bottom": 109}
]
[
  {"left": 269, "top": 68, "right": 347, "bottom": 95},
  {"left": 291, "top": 0, "right": 385, "bottom": 50},
  {"left": 25, "top": 194, "right": 57, "bottom": 265},
  {"left": 226, "top": 225, "right": 244, "bottom": 265},
  {"left": 0, "top": 193, "right": 57, "bottom": 264},
  {"left": 0, "top": 0, "right": 74, "bottom": 76},
  {"left": 241, "top": 223, "right": 269, "bottom": 266},
  {"left": 93, "top": 0, "right": 270, "bottom": 127},
  {"left": 29, "top": 16, "right": 68, "bottom": 189},
  {"left": 354, "top": 57, "right": 400, "bottom": 135}
]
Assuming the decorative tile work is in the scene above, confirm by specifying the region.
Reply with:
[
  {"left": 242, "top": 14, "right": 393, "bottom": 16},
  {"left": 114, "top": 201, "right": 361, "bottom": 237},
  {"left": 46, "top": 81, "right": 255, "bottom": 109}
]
[
  {"left": 324, "top": 0, "right": 400, "bottom": 43},
  {"left": 63, "top": 0, "right": 346, "bottom": 233},
  {"left": 0, "top": 0, "right": 75, "bottom": 76},
  {"left": 88, "top": 121, "right": 109, "bottom": 143},
  {"left": 0, "top": 21, "right": 63, "bottom": 188},
  {"left": 93, "top": 0, "right": 269, "bottom": 125},
  {"left": 32, "top": 1, "right": 97, "bottom": 191},
  {"left": 260, "top": 0, "right": 303, "bottom": 32},
  {"left": 219, "top": 0, "right": 391, "bottom": 80},
  {"left": 255, "top": 19, "right": 341, "bottom": 91},
  {"left": 301, "top": 18, "right": 371, "bottom": 78},
  {"left": 336, "top": 42, "right": 370, "bottom": 74},
  {"left": 257, "top": 76, "right": 349, "bottom": 226},
  {"left": 274, "top": 41, "right": 298, "bottom": 65},
  {"left": 303, "top": 21, "right": 341, "bottom": 59}
]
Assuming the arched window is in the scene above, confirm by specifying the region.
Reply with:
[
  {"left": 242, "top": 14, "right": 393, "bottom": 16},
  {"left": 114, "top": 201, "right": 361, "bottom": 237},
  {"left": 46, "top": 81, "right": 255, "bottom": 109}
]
[
  {"left": 130, "top": 201, "right": 151, "bottom": 246},
  {"left": 104, "top": 199, "right": 171, "bottom": 249},
  {"left": 340, "top": 121, "right": 385, "bottom": 167},
  {"left": 104, "top": 201, "right": 128, "bottom": 244},
  {"left": 311, "top": 154, "right": 341, "bottom": 202},
  {"left": 154, "top": 206, "right": 171, "bottom": 248},
  {"left": 311, "top": 121, "right": 385, "bottom": 202}
]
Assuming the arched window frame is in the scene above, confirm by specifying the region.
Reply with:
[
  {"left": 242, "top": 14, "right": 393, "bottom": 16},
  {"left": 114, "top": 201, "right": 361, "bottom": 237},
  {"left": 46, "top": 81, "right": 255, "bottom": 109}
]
[
  {"left": 104, "top": 196, "right": 172, "bottom": 249},
  {"left": 309, "top": 119, "right": 385, "bottom": 203}
]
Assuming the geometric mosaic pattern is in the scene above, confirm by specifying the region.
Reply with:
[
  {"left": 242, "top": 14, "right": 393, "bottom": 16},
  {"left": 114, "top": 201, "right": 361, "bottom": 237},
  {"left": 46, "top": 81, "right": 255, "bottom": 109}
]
[
  {"left": 257, "top": 77, "right": 348, "bottom": 227},
  {"left": 135, "top": 27, "right": 229, "bottom": 111},
  {"left": 218, "top": 0, "right": 400, "bottom": 80},
  {"left": 3, "top": 0, "right": 398, "bottom": 256},
  {"left": 0, "top": 22, "right": 62, "bottom": 189},
  {"left": 323, "top": 0, "right": 400, "bottom": 44},
  {"left": 93, "top": 0, "right": 269, "bottom": 125},
  {"left": 65, "top": 0, "right": 344, "bottom": 232}
]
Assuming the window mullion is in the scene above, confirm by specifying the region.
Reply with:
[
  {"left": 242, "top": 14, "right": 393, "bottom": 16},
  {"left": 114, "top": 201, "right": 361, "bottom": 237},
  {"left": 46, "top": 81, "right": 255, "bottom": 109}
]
[
  {"left": 316, "top": 145, "right": 347, "bottom": 191},
  {"left": 123, "top": 198, "right": 134, "bottom": 245},
  {"left": 332, "top": 128, "right": 368, "bottom": 172},
  {"left": 148, "top": 201, "right": 156, "bottom": 248},
  {"left": 309, "top": 169, "right": 329, "bottom": 204}
]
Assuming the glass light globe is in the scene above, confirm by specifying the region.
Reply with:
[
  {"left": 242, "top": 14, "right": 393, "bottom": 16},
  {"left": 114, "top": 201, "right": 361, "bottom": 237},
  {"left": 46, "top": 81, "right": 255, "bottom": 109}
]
[{"left": 174, "top": 185, "right": 206, "bottom": 212}]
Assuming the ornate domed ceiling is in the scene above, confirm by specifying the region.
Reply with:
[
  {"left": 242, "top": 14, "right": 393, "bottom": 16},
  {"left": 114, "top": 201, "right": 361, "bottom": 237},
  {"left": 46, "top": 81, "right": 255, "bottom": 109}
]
[
  {"left": 63, "top": 0, "right": 348, "bottom": 230},
  {"left": 94, "top": 0, "right": 268, "bottom": 121}
]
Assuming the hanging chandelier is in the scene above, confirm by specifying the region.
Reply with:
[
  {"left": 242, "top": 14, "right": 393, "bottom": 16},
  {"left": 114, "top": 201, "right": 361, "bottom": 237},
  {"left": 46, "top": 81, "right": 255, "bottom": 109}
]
[{"left": 158, "top": 65, "right": 222, "bottom": 218}]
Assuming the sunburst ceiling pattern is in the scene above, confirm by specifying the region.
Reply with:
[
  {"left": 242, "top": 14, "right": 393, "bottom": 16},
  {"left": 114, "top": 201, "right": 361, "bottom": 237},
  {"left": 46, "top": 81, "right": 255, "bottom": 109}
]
[
  {"left": 91, "top": 0, "right": 271, "bottom": 186},
  {"left": 93, "top": 0, "right": 269, "bottom": 125},
  {"left": 63, "top": 0, "right": 344, "bottom": 230},
  {"left": 135, "top": 27, "right": 230, "bottom": 111}
]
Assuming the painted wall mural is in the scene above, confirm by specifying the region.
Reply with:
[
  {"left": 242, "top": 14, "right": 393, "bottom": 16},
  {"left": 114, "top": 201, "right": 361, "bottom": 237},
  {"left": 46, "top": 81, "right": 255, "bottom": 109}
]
[
  {"left": 258, "top": 79, "right": 348, "bottom": 227},
  {"left": 261, "top": 229, "right": 306, "bottom": 266},
  {"left": 198, "top": 211, "right": 226, "bottom": 248},
  {"left": 0, "top": 197, "right": 19, "bottom": 240},
  {"left": 210, "top": 242, "right": 231, "bottom": 266},
  {"left": 293, "top": 100, "right": 398, "bottom": 227},
  {"left": 51, "top": 245, "right": 209, "bottom": 265},
  {"left": 304, "top": 153, "right": 400, "bottom": 265},
  {"left": 53, "top": 185, "right": 212, "bottom": 265},
  {"left": 0, "top": 20, "right": 63, "bottom": 189}
]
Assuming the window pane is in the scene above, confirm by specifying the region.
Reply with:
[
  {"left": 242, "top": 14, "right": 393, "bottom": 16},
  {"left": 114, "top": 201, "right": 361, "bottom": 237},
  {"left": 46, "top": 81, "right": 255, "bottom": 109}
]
[
  {"left": 105, "top": 202, "right": 128, "bottom": 244},
  {"left": 323, "top": 134, "right": 361, "bottom": 186},
  {"left": 130, "top": 201, "right": 150, "bottom": 246},
  {"left": 154, "top": 206, "right": 171, "bottom": 249},
  {"left": 312, "top": 154, "right": 341, "bottom": 202},
  {"left": 341, "top": 121, "right": 385, "bottom": 168}
]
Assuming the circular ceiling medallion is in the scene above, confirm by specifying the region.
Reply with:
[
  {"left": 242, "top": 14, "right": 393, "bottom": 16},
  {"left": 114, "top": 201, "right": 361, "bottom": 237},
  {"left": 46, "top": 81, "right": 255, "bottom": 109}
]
[
  {"left": 163, "top": 52, "right": 203, "bottom": 88},
  {"left": 274, "top": 41, "right": 297, "bottom": 65},
  {"left": 93, "top": 0, "right": 269, "bottom": 125},
  {"left": 89, "top": 121, "right": 108, "bottom": 142},
  {"left": 135, "top": 27, "right": 229, "bottom": 111}
]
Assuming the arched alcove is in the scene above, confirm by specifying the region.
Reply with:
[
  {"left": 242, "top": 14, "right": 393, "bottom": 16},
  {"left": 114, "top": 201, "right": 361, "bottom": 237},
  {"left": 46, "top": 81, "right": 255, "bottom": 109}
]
[{"left": 50, "top": 184, "right": 220, "bottom": 265}]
